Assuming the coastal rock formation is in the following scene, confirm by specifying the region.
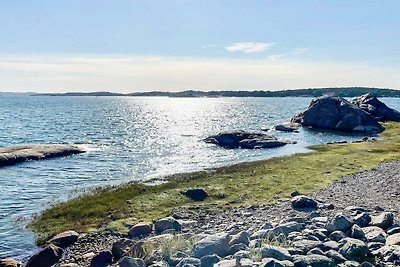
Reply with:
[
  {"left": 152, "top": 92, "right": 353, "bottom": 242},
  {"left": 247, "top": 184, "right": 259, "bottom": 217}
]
[
  {"left": 273, "top": 122, "right": 300, "bottom": 132},
  {"left": 352, "top": 93, "right": 400, "bottom": 122},
  {"left": 291, "top": 96, "right": 384, "bottom": 133},
  {"left": 0, "top": 144, "right": 85, "bottom": 167},
  {"left": 204, "top": 131, "right": 294, "bottom": 149}
]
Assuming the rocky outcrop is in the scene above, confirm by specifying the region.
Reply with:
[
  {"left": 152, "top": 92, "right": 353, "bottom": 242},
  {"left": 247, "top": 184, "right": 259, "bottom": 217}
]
[
  {"left": 291, "top": 96, "right": 384, "bottom": 133},
  {"left": 25, "top": 244, "right": 63, "bottom": 267},
  {"left": 352, "top": 93, "right": 400, "bottom": 122},
  {"left": 0, "top": 144, "right": 85, "bottom": 167},
  {"left": 48, "top": 230, "right": 79, "bottom": 247},
  {"left": 273, "top": 122, "right": 300, "bottom": 132},
  {"left": 204, "top": 131, "right": 295, "bottom": 149}
]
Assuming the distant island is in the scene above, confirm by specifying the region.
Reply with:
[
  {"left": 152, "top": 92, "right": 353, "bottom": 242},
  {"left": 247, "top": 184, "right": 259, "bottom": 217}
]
[{"left": 33, "top": 87, "right": 400, "bottom": 98}]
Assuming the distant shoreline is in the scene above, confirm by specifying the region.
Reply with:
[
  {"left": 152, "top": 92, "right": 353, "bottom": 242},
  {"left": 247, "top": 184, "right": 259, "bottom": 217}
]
[{"left": 31, "top": 87, "right": 400, "bottom": 98}]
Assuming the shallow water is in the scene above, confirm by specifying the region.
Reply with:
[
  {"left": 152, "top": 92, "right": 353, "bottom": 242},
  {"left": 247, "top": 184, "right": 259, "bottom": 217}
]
[{"left": 0, "top": 96, "right": 398, "bottom": 260}]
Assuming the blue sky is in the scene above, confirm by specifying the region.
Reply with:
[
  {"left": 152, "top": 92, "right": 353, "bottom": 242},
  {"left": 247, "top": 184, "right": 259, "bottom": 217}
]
[{"left": 0, "top": 0, "right": 399, "bottom": 92}]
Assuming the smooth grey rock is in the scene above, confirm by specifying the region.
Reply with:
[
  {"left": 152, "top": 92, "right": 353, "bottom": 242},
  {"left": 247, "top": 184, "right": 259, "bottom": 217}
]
[
  {"left": 90, "top": 251, "right": 113, "bottom": 267},
  {"left": 176, "top": 257, "right": 201, "bottom": 267},
  {"left": 353, "top": 213, "right": 371, "bottom": 228},
  {"left": 229, "top": 231, "right": 250, "bottom": 246},
  {"left": 261, "top": 246, "right": 293, "bottom": 261},
  {"left": 350, "top": 224, "right": 365, "bottom": 240},
  {"left": 371, "top": 212, "right": 394, "bottom": 229},
  {"left": 273, "top": 123, "right": 300, "bottom": 132},
  {"left": 228, "top": 243, "right": 248, "bottom": 255},
  {"left": 48, "top": 230, "right": 79, "bottom": 247},
  {"left": 386, "top": 233, "right": 400, "bottom": 246},
  {"left": 293, "top": 254, "right": 335, "bottom": 267},
  {"left": 325, "top": 250, "right": 347, "bottom": 264},
  {"left": 154, "top": 217, "right": 181, "bottom": 234},
  {"left": 291, "top": 195, "right": 318, "bottom": 210},
  {"left": 362, "top": 226, "right": 386, "bottom": 243},
  {"left": 291, "top": 95, "right": 384, "bottom": 133},
  {"left": 329, "top": 231, "right": 346, "bottom": 242},
  {"left": 322, "top": 240, "right": 340, "bottom": 251},
  {"left": 118, "top": 257, "right": 146, "bottom": 267},
  {"left": 204, "top": 131, "right": 293, "bottom": 149},
  {"left": 338, "top": 238, "right": 368, "bottom": 262},
  {"left": 261, "top": 258, "right": 295, "bottom": 267},
  {"left": 200, "top": 254, "right": 221, "bottom": 267},
  {"left": 292, "top": 240, "right": 323, "bottom": 253},
  {"left": 25, "top": 245, "right": 63, "bottom": 267},
  {"left": 128, "top": 222, "right": 153, "bottom": 238},
  {"left": 326, "top": 214, "right": 353, "bottom": 233},
  {"left": 192, "top": 233, "right": 230, "bottom": 258},
  {"left": 215, "top": 259, "right": 239, "bottom": 267},
  {"left": 0, "top": 144, "right": 85, "bottom": 167}
]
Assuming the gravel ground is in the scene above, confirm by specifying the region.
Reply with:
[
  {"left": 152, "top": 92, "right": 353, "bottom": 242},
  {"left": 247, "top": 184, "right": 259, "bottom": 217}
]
[{"left": 56, "top": 160, "right": 400, "bottom": 266}]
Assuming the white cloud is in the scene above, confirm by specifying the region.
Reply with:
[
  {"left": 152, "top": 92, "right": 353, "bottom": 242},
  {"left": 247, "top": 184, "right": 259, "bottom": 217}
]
[
  {"left": 0, "top": 54, "right": 399, "bottom": 92},
  {"left": 225, "top": 42, "right": 274, "bottom": 53},
  {"left": 290, "top": 48, "right": 309, "bottom": 56}
]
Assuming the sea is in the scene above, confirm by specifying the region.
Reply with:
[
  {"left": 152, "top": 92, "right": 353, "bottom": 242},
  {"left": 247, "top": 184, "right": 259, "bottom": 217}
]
[{"left": 0, "top": 96, "right": 399, "bottom": 260}]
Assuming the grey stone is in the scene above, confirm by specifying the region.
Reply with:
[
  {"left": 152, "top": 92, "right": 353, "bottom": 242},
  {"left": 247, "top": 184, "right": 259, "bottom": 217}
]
[
  {"left": 0, "top": 144, "right": 85, "bottom": 167},
  {"left": 176, "top": 257, "right": 201, "bottom": 267},
  {"left": 353, "top": 213, "right": 371, "bottom": 228},
  {"left": 350, "top": 224, "right": 365, "bottom": 240},
  {"left": 128, "top": 222, "right": 153, "bottom": 238},
  {"left": 200, "top": 254, "right": 221, "bottom": 267},
  {"left": 25, "top": 245, "right": 64, "bottom": 267},
  {"left": 338, "top": 238, "right": 368, "bottom": 262},
  {"left": 192, "top": 233, "right": 230, "bottom": 258},
  {"left": 371, "top": 212, "right": 394, "bottom": 229},
  {"left": 112, "top": 238, "right": 136, "bottom": 261},
  {"left": 118, "top": 257, "right": 146, "bottom": 267},
  {"left": 386, "top": 233, "right": 400, "bottom": 246},
  {"left": 229, "top": 231, "right": 250, "bottom": 246},
  {"left": 90, "top": 251, "right": 113, "bottom": 267},
  {"left": 261, "top": 258, "right": 295, "bottom": 267},
  {"left": 261, "top": 246, "right": 293, "bottom": 261},
  {"left": 291, "top": 195, "right": 318, "bottom": 210},
  {"left": 154, "top": 217, "right": 182, "bottom": 234},
  {"left": 329, "top": 231, "right": 346, "bottom": 242},
  {"left": 293, "top": 254, "right": 335, "bottom": 267},
  {"left": 49, "top": 230, "right": 79, "bottom": 248},
  {"left": 326, "top": 214, "right": 353, "bottom": 233}
]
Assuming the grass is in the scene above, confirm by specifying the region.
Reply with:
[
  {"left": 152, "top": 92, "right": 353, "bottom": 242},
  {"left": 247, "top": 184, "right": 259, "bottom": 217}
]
[{"left": 30, "top": 122, "right": 400, "bottom": 244}]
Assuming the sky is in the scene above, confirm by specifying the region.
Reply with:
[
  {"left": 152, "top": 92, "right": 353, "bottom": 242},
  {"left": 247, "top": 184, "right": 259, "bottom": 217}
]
[{"left": 0, "top": 0, "right": 399, "bottom": 92}]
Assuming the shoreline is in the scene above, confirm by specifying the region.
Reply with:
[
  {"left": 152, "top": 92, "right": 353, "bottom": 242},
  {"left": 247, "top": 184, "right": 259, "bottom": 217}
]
[{"left": 29, "top": 122, "right": 400, "bottom": 244}]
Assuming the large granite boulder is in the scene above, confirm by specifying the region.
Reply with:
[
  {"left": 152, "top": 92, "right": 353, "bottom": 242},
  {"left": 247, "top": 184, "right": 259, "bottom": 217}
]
[
  {"left": 204, "top": 131, "right": 294, "bottom": 149},
  {"left": 351, "top": 93, "right": 400, "bottom": 122},
  {"left": 291, "top": 96, "right": 384, "bottom": 133}
]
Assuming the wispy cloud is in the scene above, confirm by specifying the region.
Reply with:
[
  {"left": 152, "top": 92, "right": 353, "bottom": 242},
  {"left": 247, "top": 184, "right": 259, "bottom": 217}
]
[
  {"left": 225, "top": 42, "right": 274, "bottom": 53},
  {"left": 0, "top": 54, "right": 399, "bottom": 92},
  {"left": 269, "top": 47, "right": 310, "bottom": 61}
]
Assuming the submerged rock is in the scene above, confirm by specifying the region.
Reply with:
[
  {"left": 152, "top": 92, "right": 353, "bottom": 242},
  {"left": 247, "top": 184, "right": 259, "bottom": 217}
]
[
  {"left": 351, "top": 93, "right": 400, "bottom": 122},
  {"left": 0, "top": 144, "right": 85, "bottom": 167},
  {"left": 273, "top": 122, "right": 301, "bottom": 132},
  {"left": 291, "top": 96, "right": 384, "bottom": 133},
  {"left": 204, "top": 131, "right": 294, "bottom": 149}
]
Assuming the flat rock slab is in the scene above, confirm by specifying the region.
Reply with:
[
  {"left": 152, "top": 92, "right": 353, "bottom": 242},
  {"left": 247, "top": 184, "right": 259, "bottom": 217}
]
[{"left": 0, "top": 144, "right": 85, "bottom": 167}]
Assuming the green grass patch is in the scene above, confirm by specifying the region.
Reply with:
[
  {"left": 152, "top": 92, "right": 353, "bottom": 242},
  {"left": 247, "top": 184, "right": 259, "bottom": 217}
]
[{"left": 30, "top": 123, "right": 400, "bottom": 244}]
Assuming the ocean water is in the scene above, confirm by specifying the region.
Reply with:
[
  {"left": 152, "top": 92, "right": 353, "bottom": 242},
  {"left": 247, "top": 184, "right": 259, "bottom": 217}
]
[{"left": 0, "top": 96, "right": 399, "bottom": 260}]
